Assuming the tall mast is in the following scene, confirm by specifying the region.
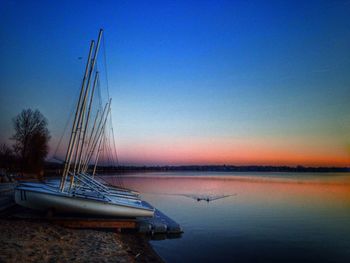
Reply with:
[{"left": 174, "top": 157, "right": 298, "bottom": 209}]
[
  {"left": 59, "top": 40, "right": 95, "bottom": 191},
  {"left": 82, "top": 99, "right": 111, "bottom": 174},
  {"left": 60, "top": 28, "right": 103, "bottom": 192},
  {"left": 72, "top": 29, "right": 103, "bottom": 177},
  {"left": 82, "top": 102, "right": 108, "bottom": 172},
  {"left": 81, "top": 109, "right": 100, "bottom": 172},
  {"left": 77, "top": 71, "right": 99, "bottom": 173},
  {"left": 92, "top": 122, "right": 106, "bottom": 177}
]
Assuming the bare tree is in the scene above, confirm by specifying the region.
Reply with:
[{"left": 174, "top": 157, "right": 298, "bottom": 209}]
[
  {"left": 11, "top": 109, "right": 50, "bottom": 174},
  {"left": 0, "top": 143, "right": 15, "bottom": 171}
]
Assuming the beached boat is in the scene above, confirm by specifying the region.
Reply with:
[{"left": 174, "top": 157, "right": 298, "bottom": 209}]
[
  {"left": 15, "top": 183, "right": 153, "bottom": 217},
  {"left": 14, "top": 29, "right": 154, "bottom": 217}
]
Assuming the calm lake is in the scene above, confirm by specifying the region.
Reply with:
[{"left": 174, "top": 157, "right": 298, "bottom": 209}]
[{"left": 107, "top": 172, "right": 350, "bottom": 263}]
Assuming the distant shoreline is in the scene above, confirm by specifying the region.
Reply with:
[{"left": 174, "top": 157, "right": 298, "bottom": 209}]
[{"left": 44, "top": 163, "right": 350, "bottom": 175}]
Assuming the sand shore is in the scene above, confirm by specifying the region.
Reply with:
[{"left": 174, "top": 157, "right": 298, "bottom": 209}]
[{"left": 0, "top": 219, "right": 163, "bottom": 263}]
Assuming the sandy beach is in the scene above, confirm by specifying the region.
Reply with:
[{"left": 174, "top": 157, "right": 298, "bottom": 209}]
[{"left": 0, "top": 218, "right": 163, "bottom": 263}]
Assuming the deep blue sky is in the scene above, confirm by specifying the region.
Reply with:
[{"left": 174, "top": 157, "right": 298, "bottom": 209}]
[{"left": 0, "top": 0, "right": 349, "bottom": 165}]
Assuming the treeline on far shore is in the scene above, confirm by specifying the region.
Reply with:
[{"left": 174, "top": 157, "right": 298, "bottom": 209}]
[{"left": 44, "top": 162, "right": 350, "bottom": 176}]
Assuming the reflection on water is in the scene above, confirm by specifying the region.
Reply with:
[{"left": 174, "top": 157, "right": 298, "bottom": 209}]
[{"left": 106, "top": 172, "right": 350, "bottom": 263}]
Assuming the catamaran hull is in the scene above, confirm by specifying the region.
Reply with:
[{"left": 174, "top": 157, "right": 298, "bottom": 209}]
[
  {"left": 19, "top": 182, "right": 140, "bottom": 201},
  {"left": 15, "top": 188, "right": 154, "bottom": 218}
]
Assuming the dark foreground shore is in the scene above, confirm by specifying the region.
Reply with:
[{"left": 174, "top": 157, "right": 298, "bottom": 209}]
[{"left": 0, "top": 219, "right": 163, "bottom": 263}]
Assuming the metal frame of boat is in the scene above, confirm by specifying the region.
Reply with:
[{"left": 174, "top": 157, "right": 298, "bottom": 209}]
[
  {"left": 15, "top": 184, "right": 154, "bottom": 217},
  {"left": 15, "top": 167, "right": 154, "bottom": 217}
]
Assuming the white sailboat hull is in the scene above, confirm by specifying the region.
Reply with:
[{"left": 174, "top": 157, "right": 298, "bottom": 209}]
[
  {"left": 19, "top": 181, "right": 140, "bottom": 201},
  {"left": 15, "top": 187, "right": 154, "bottom": 218}
]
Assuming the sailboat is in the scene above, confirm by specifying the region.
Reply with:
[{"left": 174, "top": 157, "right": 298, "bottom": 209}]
[{"left": 15, "top": 29, "right": 155, "bottom": 218}]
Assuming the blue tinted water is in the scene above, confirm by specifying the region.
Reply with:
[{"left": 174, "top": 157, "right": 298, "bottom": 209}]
[{"left": 109, "top": 172, "right": 350, "bottom": 263}]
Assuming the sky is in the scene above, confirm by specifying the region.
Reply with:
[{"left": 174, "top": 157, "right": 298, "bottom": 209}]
[{"left": 0, "top": 0, "right": 349, "bottom": 166}]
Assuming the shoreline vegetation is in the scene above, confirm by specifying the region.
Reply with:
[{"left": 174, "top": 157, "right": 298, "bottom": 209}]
[
  {"left": 44, "top": 163, "right": 350, "bottom": 176},
  {"left": 3, "top": 163, "right": 348, "bottom": 182},
  {"left": 2, "top": 164, "right": 348, "bottom": 182}
]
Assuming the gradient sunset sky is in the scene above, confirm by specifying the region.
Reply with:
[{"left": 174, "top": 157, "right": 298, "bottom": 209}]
[{"left": 0, "top": 0, "right": 349, "bottom": 166}]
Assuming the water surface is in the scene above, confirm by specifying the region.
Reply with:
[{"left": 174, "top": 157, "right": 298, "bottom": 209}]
[{"left": 107, "top": 172, "right": 350, "bottom": 263}]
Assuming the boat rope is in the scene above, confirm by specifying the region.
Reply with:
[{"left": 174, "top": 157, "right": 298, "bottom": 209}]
[
  {"left": 51, "top": 83, "right": 81, "bottom": 162},
  {"left": 102, "top": 32, "right": 123, "bottom": 187},
  {"left": 97, "top": 72, "right": 102, "bottom": 109},
  {"left": 102, "top": 34, "right": 110, "bottom": 99},
  {"left": 109, "top": 113, "right": 120, "bottom": 166}
]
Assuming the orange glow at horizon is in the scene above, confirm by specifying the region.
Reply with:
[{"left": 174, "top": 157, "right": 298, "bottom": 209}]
[
  {"left": 117, "top": 137, "right": 350, "bottom": 167},
  {"left": 51, "top": 136, "right": 350, "bottom": 167}
]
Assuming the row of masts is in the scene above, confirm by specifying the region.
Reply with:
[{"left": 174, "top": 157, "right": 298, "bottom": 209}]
[{"left": 59, "top": 29, "right": 111, "bottom": 192}]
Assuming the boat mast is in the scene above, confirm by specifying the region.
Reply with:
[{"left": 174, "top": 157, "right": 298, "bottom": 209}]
[
  {"left": 81, "top": 109, "right": 100, "bottom": 172},
  {"left": 72, "top": 29, "right": 103, "bottom": 177},
  {"left": 60, "top": 28, "right": 104, "bottom": 192},
  {"left": 81, "top": 102, "right": 108, "bottom": 172},
  {"left": 82, "top": 99, "right": 111, "bottom": 174},
  {"left": 77, "top": 71, "right": 99, "bottom": 173},
  {"left": 59, "top": 40, "right": 95, "bottom": 191},
  {"left": 92, "top": 128, "right": 105, "bottom": 177}
]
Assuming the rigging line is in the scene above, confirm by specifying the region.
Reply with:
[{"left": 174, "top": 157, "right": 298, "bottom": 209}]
[
  {"left": 94, "top": 62, "right": 102, "bottom": 109},
  {"left": 106, "top": 128, "right": 112, "bottom": 168},
  {"left": 53, "top": 84, "right": 81, "bottom": 160},
  {"left": 106, "top": 122, "right": 113, "bottom": 167},
  {"left": 110, "top": 128, "right": 118, "bottom": 171},
  {"left": 102, "top": 34, "right": 120, "bottom": 180},
  {"left": 102, "top": 129, "right": 107, "bottom": 173},
  {"left": 102, "top": 34, "right": 122, "bottom": 184},
  {"left": 105, "top": 121, "right": 111, "bottom": 166},
  {"left": 109, "top": 112, "right": 120, "bottom": 166},
  {"left": 52, "top": 110, "right": 72, "bottom": 160},
  {"left": 107, "top": 122, "right": 123, "bottom": 187},
  {"left": 97, "top": 70, "right": 102, "bottom": 109},
  {"left": 102, "top": 34, "right": 110, "bottom": 99},
  {"left": 108, "top": 113, "right": 123, "bottom": 186},
  {"left": 106, "top": 130, "right": 118, "bottom": 181}
]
